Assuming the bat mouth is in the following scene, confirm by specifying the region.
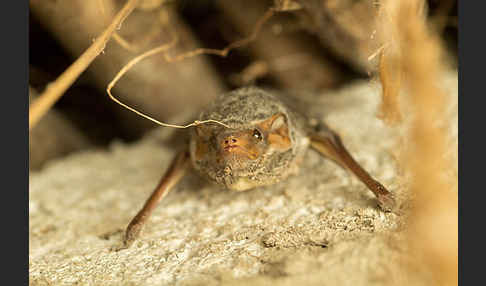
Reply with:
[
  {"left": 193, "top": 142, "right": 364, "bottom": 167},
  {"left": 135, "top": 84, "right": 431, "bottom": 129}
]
[
  {"left": 218, "top": 131, "right": 262, "bottom": 162},
  {"left": 223, "top": 145, "right": 238, "bottom": 151},
  {"left": 221, "top": 145, "right": 258, "bottom": 160}
]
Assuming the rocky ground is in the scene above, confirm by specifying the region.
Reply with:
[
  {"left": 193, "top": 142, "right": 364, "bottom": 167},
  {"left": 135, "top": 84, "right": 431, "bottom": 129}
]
[{"left": 29, "top": 71, "right": 457, "bottom": 285}]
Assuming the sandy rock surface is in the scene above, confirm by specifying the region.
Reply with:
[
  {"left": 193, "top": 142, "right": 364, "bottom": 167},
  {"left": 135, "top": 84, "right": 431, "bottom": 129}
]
[{"left": 29, "top": 72, "right": 457, "bottom": 285}]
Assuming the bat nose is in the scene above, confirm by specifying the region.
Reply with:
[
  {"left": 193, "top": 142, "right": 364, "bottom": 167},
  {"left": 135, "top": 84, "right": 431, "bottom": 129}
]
[
  {"left": 222, "top": 135, "right": 239, "bottom": 149},
  {"left": 219, "top": 133, "right": 259, "bottom": 160}
]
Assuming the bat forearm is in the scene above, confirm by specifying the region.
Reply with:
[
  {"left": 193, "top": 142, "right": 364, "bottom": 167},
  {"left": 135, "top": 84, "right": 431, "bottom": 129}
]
[
  {"left": 310, "top": 130, "right": 395, "bottom": 212},
  {"left": 123, "top": 149, "right": 191, "bottom": 247}
]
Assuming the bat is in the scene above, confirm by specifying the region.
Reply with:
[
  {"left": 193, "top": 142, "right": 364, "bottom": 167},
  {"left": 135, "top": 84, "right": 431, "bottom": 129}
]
[{"left": 122, "top": 87, "right": 395, "bottom": 247}]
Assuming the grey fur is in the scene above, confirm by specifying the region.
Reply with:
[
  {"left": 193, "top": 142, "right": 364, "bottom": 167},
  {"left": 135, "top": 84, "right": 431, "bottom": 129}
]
[{"left": 189, "top": 87, "right": 310, "bottom": 191}]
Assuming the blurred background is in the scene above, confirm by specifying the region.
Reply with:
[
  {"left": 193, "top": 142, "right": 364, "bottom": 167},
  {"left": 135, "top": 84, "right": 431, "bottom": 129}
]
[{"left": 29, "top": 0, "right": 457, "bottom": 170}]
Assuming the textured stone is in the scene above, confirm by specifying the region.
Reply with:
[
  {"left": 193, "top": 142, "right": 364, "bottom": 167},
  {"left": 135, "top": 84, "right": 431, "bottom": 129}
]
[{"left": 29, "top": 71, "right": 457, "bottom": 285}]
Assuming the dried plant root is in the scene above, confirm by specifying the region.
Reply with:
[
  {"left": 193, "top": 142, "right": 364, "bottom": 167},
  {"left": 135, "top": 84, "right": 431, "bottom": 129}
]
[
  {"left": 29, "top": 0, "right": 141, "bottom": 130},
  {"left": 106, "top": 8, "right": 275, "bottom": 130}
]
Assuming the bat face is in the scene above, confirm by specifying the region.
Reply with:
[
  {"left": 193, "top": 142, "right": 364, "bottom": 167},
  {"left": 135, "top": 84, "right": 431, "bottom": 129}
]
[{"left": 189, "top": 88, "right": 309, "bottom": 191}]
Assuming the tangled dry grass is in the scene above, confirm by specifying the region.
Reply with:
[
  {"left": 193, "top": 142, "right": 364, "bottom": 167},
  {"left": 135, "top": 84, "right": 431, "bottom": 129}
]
[{"left": 377, "top": 1, "right": 457, "bottom": 285}]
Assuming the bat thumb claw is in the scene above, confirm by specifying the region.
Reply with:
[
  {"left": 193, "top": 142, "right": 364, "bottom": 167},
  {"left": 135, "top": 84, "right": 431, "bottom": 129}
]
[
  {"left": 123, "top": 223, "right": 143, "bottom": 248},
  {"left": 377, "top": 193, "right": 396, "bottom": 212}
]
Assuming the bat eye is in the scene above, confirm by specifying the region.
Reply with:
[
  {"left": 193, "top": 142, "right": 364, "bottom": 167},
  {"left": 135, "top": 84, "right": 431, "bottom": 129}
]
[{"left": 252, "top": 129, "right": 263, "bottom": 140}]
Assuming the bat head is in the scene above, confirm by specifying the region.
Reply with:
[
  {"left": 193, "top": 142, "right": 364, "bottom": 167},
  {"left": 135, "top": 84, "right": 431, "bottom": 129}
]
[{"left": 189, "top": 87, "right": 306, "bottom": 191}]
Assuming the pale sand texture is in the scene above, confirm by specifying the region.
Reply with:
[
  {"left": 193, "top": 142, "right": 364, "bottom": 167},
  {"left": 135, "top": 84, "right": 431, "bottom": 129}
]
[{"left": 29, "top": 71, "right": 457, "bottom": 285}]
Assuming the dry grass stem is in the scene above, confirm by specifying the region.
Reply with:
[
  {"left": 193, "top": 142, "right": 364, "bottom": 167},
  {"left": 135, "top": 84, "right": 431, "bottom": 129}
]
[
  {"left": 164, "top": 8, "right": 274, "bottom": 63},
  {"left": 378, "top": 0, "right": 458, "bottom": 285},
  {"left": 377, "top": 48, "right": 402, "bottom": 125},
  {"left": 106, "top": 8, "right": 275, "bottom": 130},
  {"left": 29, "top": 0, "right": 141, "bottom": 130},
  {"left": 97, "top": 0, "right": 141, "bottom": 52},
  {"left": 106, "top": 34, "right": 230, "bottom": 129}
]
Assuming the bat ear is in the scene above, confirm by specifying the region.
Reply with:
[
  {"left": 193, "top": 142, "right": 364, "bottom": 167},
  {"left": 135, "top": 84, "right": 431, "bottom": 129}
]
[
  {"left": 258, "top": 113, "right": 291, "bottom": 151},
  {"left": 270, "top": 114, "right": 286, "bottom": 131}
]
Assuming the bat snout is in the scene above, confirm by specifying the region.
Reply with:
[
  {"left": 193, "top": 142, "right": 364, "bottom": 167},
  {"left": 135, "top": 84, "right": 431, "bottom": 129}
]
[
  {"left": 218, "top": 132, "right": 260, "bottom": 161},
  {"left": 221, "top": 135, "right": 240, "bottom": 151}
]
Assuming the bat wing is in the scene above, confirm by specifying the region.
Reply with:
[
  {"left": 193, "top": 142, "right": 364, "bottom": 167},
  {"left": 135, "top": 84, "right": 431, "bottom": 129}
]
[{"left": 309, "top": 124, "right": 395, "bottom": 212}]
